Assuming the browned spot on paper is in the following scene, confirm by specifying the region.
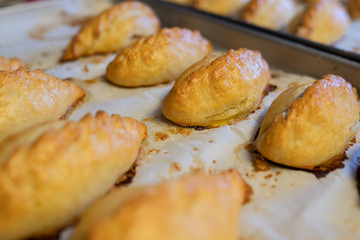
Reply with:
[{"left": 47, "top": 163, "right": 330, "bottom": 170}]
[
  {"left": 264, "top": 174, "right": 272, "bottom": 179},
  {"left": 85, "top": 78, "right": 98, "bottom": 85},
  {"left": 115, "top": 161, "right": 138, "bottom": 187},
  {"left": 171, "top": 162, "right": 182, "bottom": 172},
  {"left": 212, "top": 160, "right": 217, "bottom": 164},
  {"left": 155, "top": 132, "right": 169, "bottom": 141},
  {"left": 83, "top": 64, "right": 89, "bottom": 73},
  {"left": 168, "top": 127, "right": 193, "bottom": 136},
  {"left": 41, "top": 52, "right": 49, "bottom": 57},
  {"left": 247, "top": 144, "right": 270, "bottom": 172},
  {"left": 193, "top": 148, "right": 198, "bottom": 151},
  {"left": 308, "top": 153, "right": 347, "bottom": 179},
  {"left": 147, "top": 148, "right": 160, "bottom": 154},
  {"left": 209, "top": 140, "right": 214, "bottom": 143}
]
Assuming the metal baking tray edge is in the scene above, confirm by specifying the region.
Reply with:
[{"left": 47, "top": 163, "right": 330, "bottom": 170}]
[{"left": 121, "top": 0, "right": 360, "bottom": 89}]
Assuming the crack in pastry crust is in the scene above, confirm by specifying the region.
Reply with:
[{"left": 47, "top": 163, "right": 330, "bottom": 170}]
[
  {"left": 106, "top": 27, "right": 212, "bottom": 87},
  {"left": 162, "top": 48, "right": 270, "bottom": 127},
  {"left": 0, "top": 68, "right": 85, "bottom": 141},
  {"left": 61, "top": 1, "right": 160, "bottom": 61},
  {"left": 72, "top": 169, "right": 249, "bottom": 240},
  {"left": 0, "top": 111, "right": 147, "bottom": 240},
  {"left": 254, "top": 74, "right": 359, "bottom": 170}
]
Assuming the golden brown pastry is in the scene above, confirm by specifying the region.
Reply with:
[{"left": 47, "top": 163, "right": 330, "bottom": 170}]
[
  {"left": 0, "top": 56, "right": 24, "bottom": 71},
  {"left": 241, "top": 0, "right": 297, "bottom": 30},
  {"left": 0, "top": 68, "right": 85, "bottom": 141},
  {"left": 254, "top": 74, "right": 359, "bottom": 170},
  {"left": 106, "top": 27, "right": 212, "bottom": 87},
  {"left": 61, "top": 1, "right": 160, "bottom": 61},
  {"left": 0, "top": 111, "right": 147, "bottom": 240},
  {"left": 194, "top": 0, "right": 250, "bottom": 16},
  {"left": 72, "top": 169, "right": 248, "bottom": 240},
  {"left": 349, "top": 0, "right": 360, "bottom": 18},
  {"left": 290, "top": 0, "right": 350, "bottom": 44},
  {"left": 162, "top": 48, "right": 270, "bottom": 127}
]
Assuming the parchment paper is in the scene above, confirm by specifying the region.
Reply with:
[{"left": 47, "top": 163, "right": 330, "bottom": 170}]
[{"left": 0, "top": 1, "right": 359, "bottom": 239}]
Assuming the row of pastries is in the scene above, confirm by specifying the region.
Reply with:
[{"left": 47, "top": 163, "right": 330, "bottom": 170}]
[
  {"left": 0, "top": 0, "right": 359, "bottom": 239},
  {"left": 164, "top": 0, "right": 357, "bottom": 45}
]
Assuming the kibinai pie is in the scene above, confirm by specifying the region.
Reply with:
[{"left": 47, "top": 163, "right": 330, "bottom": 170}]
[
  {"left": 106, "top": 27, "right": 212, "bottom": 87},
  {"left": 61, "top": 1, "right": 160, "bottom": 61},
  {"left": 289, "top": 0, "right": 350, "bottom": 44},
  {"left": 0, "top": 56, "right": 24, "bottom": 71},
  {"left": 0, "top": 111, "right": 147, "bottom": 240},
  {"left": 241, "top": 0, "right": 297, "bottom": 30},
  {"left": 71, "top": 169, "right": 249, "bottom": 240},
  {"left": 254, "top": 74, "right": 359, "bottom": 170},
  {"left": 0, "top": 68, "right": 85, "bottom": 141},
  {"left": 162, "top": 48, "right": 270, "bottom": 127}
]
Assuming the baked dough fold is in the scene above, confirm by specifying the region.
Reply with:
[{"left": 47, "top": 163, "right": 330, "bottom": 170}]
[
  {"left": 254, "top": 74, "right": 359, "bottom": 170},
  {"left": 0, "top": 111, "right": 147, "bottom": 240},
  {"left": 106, "top": 27, "right": 212, "bottom": 87},
  {"left": 0, "top": 68, "right": 85, "bottom": 141},
  {"left": 289, "top": 0, "right": 350, "bottom": 44},
  {"left": 162, "top": 48, "right": 270, "bottom": 127},
  {"left": 0, "top": 56, "right": 24, "bottom": 71},
  {"left": 72, "top": 169, "right": 248, "bottom": 240},
  {"left": 241, "top": 0, "right": 297, "bottom": 30},
  {"left": 61, "top": 1, "right": 160, "bottom": 61}
]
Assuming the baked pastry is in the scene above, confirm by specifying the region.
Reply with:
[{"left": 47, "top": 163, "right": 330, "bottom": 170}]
[
  {"left": 349, "top": 0, "right": 360, "bottom": 18},
  {"left": 194, "top": 0, "right": 250, "bottom": 16},
  {"left": 0, "top": 111, "right": 147, "bottom": 240},
  {"left": 0, "top": 56, "right": 24, "bottom": 71},
  {"left": 241, "top": 0, "right": 297, "bottom": 30},
  {"left": 106, "top": 27, "right": 212, "bottom": 87},
  {"left": 162, "top": 48, "right": 270, "bottom": 127},
  {"left": 71, "top": 169, "right": 248, "bottom": 240},
  {"left": 61, "top": 1, "right": 160, "bottom": 61},
  {"left": 0, "top": 68, "right": 85, "bottom": 141},
  {"left": 289, "top": 0, "right": 350, "bottom": 44},
  {"left": 254, "top": 74, "right": 359, "bottom": 170}
]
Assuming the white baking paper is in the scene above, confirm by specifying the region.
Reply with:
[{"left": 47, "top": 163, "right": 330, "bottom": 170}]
[{"left": 0, "top": 1, "right": 359, "bottom": 240}]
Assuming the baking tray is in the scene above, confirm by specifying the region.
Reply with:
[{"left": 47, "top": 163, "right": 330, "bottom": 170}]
[
  {"left": 0, "top": 0, "right": 359, "bottom": 239},
  {"left": 138, "top": 0, "right": 360, "bottom": 89}
]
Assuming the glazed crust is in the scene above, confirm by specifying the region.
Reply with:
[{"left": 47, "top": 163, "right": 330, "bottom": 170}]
[
  {"left": 0, "top": 56, "right": 24, "bottom": 71},
  {"left": 162, "top": 48, "right": 270, "bottom": 127},
  {"left": 291, "top": 0, "right": 350, "bottom": 44},
  {"left": 0, "top": 68, "right": 85, "bottom": 141},
  {"left": 106, "top": 27, "right": 212, "bottom": 87},
  {"left": 0, "top": 111, "right": 147, "bottom": 240},
  {"left": 194, "top": 0, "right": 250, "bottom": 16},
  {"left": 254, "top": 74, "right": 359, "bottom": 170},
  {"left": 61, "top": 1, "right": 160, "bottom": 61},
  {"left": 242, "top": 0, "right": 297, "bottom": 30},
  {"left": 72, "top": 169, "right": 248, "bottom": 240},
  {"left": 348, "top": 0, "right": 360, "bottom": 18}
]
